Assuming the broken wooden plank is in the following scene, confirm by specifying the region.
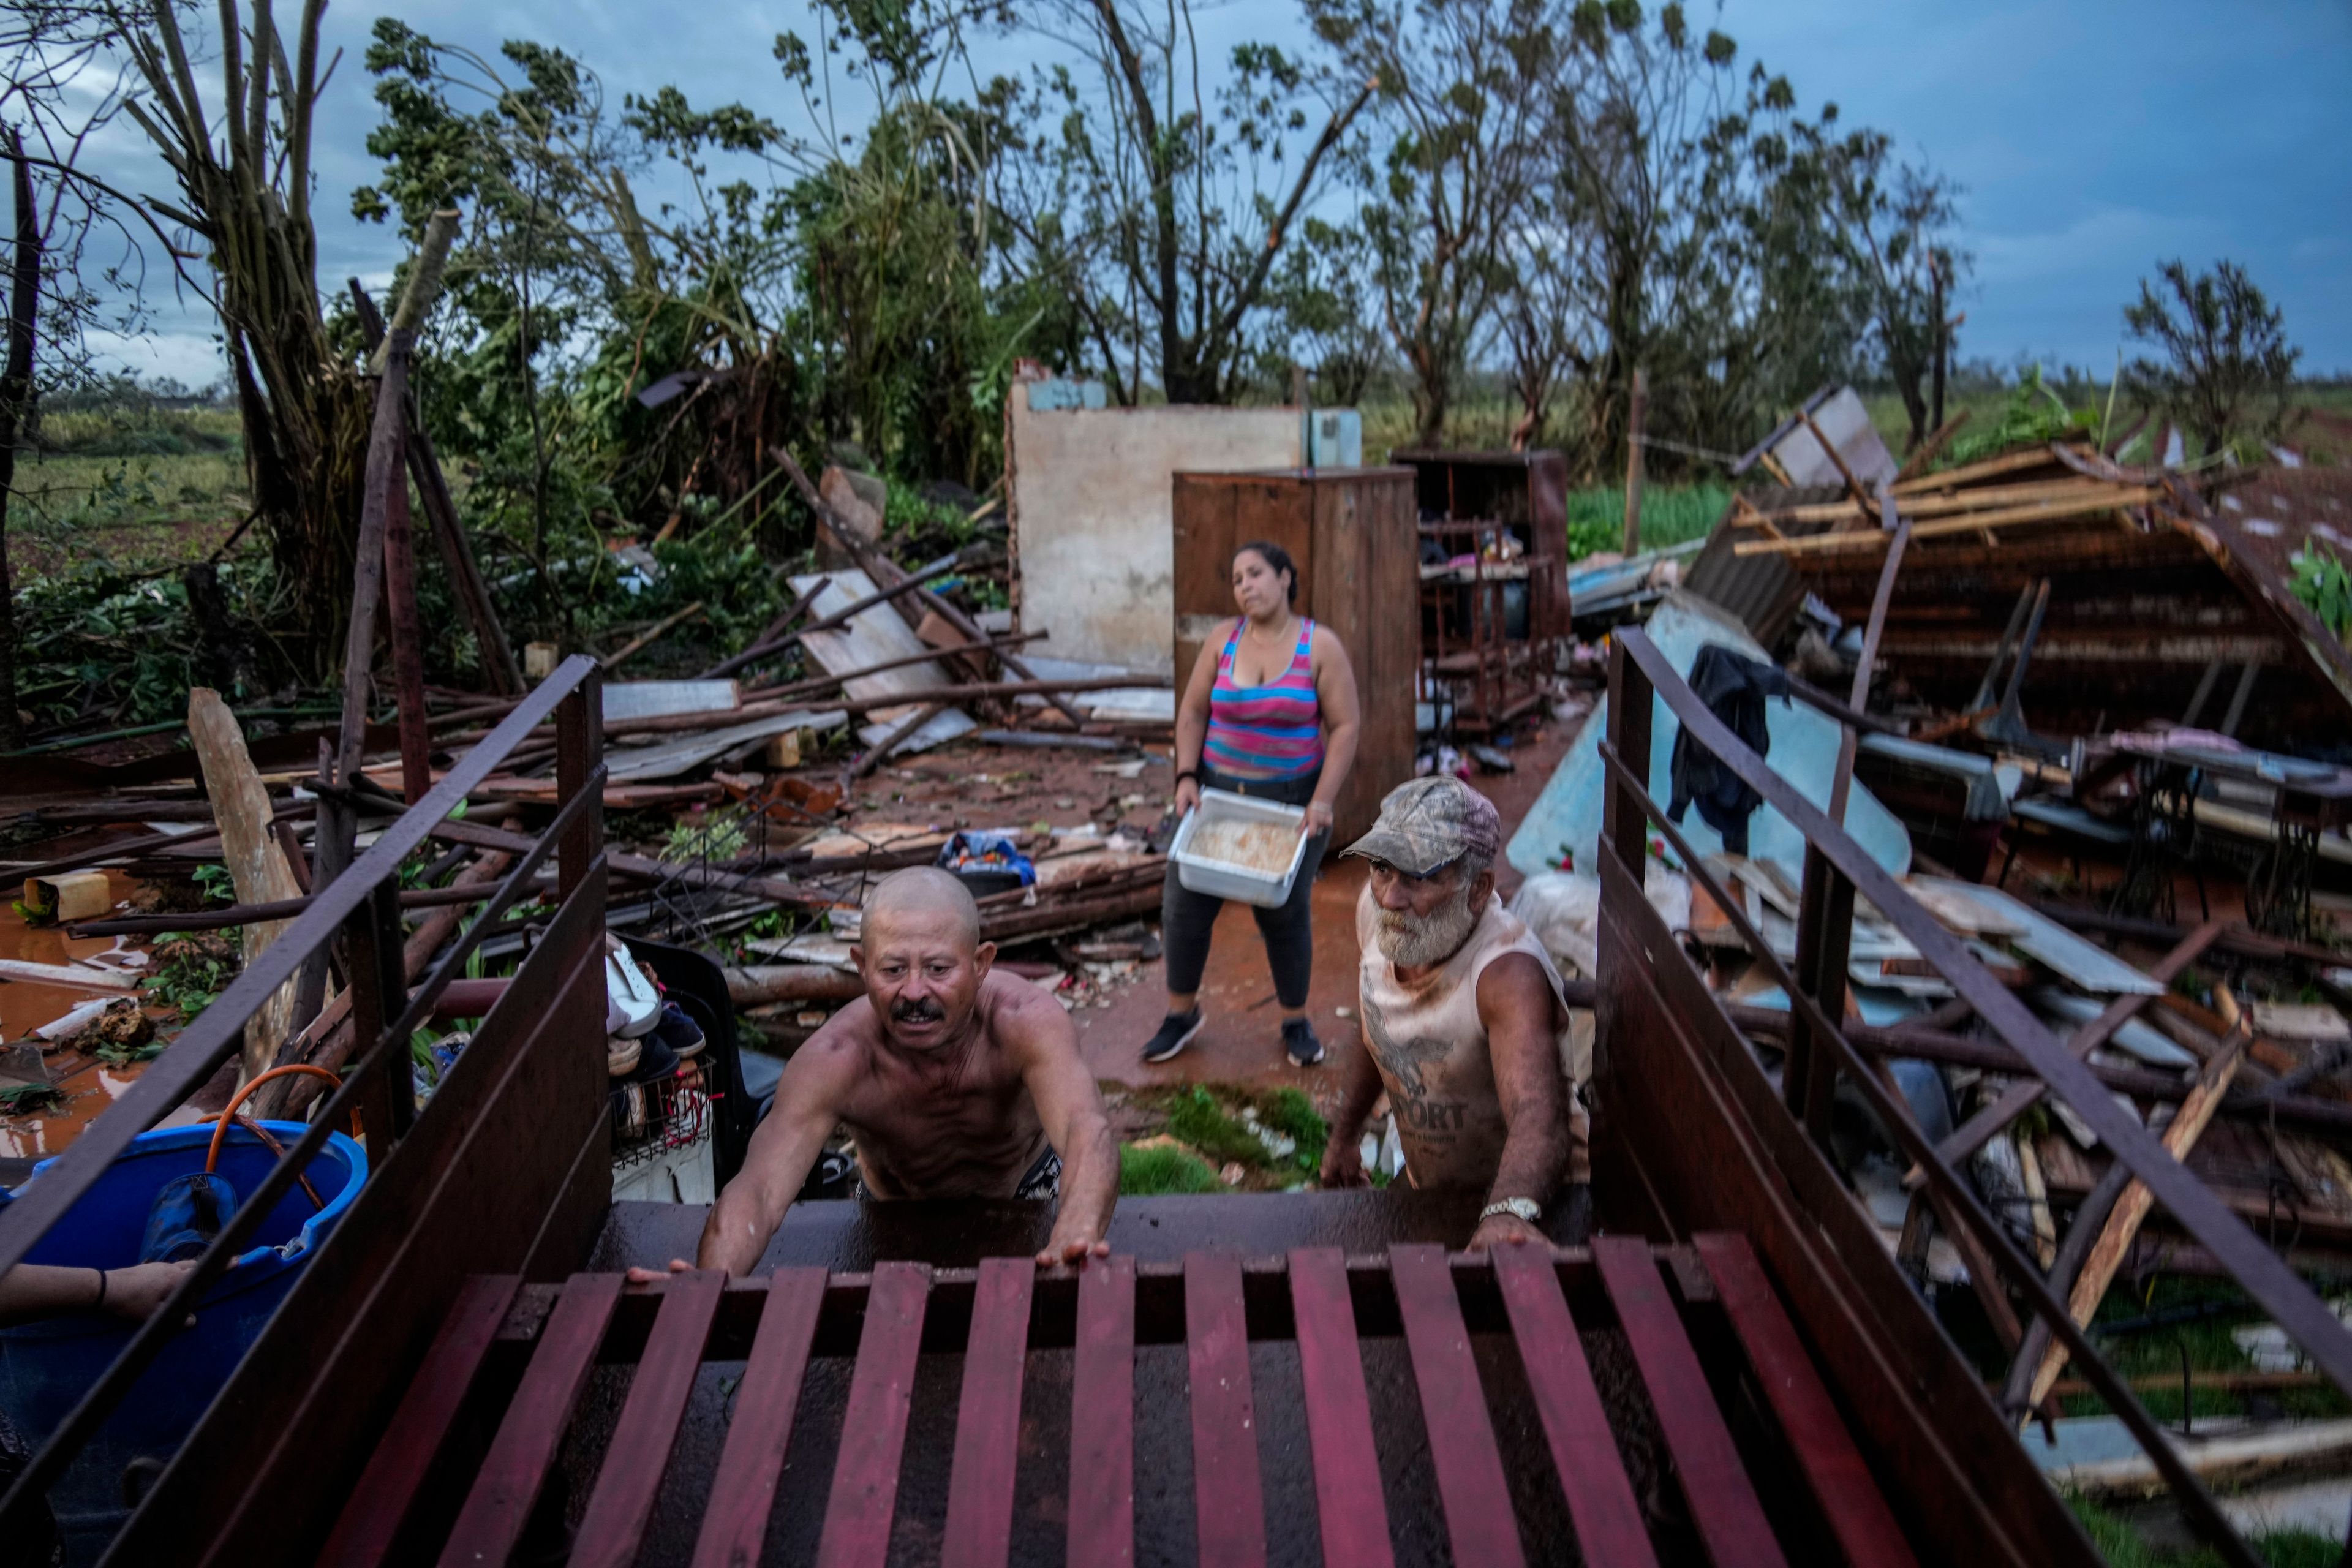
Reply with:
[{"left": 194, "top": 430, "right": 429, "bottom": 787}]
[
  {"left": 0, "top": 957, "right": 137, "bottom": 992},
  {"left": 1734, "top": 487, "right": 2162, "bottom": 557},
  {"left": 187, "top": 688, "right": 306, "bottom": 1084},
  {"left": 1797, "top": 405, "right": 1877, "bottom": 523},
  {"left": 1892, "top": 443, "right": 2085, "bottom": 496},
  {"left": 2026, "top": 1023, "right": 2251, "bottom": 1409},
  {"left": 1892, "top": 408, "right": 1972, "bottom": 484},
  {"left": 1756, "top": 477, "right": 2156, "bottom": 528}
]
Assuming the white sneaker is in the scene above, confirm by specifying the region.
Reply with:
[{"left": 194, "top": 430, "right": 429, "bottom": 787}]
[{"left": 605, "top": 940, "right": 663, "bottom": 1039}]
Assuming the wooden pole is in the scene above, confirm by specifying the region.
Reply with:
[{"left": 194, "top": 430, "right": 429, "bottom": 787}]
[
  {"left": 850, "top": 701, "right": 946, "bottom": 780},
  {"left": 1929, "top": 254, "right": 1948, "bottom": 437},
  {"left": 380, "top": 395, "right": 432, "bottom": 804},
  {"left": 292, "top": 330, "right": 414, "bottom": 1038},
  {"left": 0, "top": 132, "right": 39, "bottom": 752},
  {"left": 349, "top": 274, "right": 525, "bottom": 698},
  {"left": 1621, "top": 366, "right": 1647, "bottom": 557},
  {"left": 605, "top": 600, "right": 705, "bottom": 671}
]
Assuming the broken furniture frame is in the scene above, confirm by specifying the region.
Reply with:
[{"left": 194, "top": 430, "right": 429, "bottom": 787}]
[
  {"left": 1597, "top": 627, "right": 2352, "bottom": 1568},
  {"left": 1416, "top": 516, "right": 1561, "bottom": 736},
  {"left": 0, "top": 655, "right": 616, "bottom": 1564},
  {"left": 1400, "top": 449, "right": 1569, "bottom": 737}
]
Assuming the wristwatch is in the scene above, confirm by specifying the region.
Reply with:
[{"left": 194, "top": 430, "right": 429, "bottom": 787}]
[{"left": 1480, "top": 1197, "right": 1541, "bottom": 1225}]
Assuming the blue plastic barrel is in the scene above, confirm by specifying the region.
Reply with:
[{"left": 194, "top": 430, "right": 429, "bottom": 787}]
[{"left": 0, "top": 1120, "right": 367, "bottom": 1561}]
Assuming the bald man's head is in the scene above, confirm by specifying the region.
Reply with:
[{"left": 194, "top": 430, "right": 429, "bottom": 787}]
[
  {"left": 855, "top": 867, "right": 993, "bottom": 1051},
  {"left": 862, "top": 866, "right": 982, "bottom": 949}
]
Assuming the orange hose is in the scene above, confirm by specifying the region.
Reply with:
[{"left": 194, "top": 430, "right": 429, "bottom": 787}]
[
  {"left": 204, "top": 1065, "right": 351, "bottom": 1180},
  {"left": 223, "top": 1112, "right": 327, "bottom": 1210}
]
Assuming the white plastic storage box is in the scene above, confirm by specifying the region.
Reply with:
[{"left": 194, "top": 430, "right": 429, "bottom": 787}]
[{"left": 1169, "top": 788, "right": 1311, "bottom": 908}]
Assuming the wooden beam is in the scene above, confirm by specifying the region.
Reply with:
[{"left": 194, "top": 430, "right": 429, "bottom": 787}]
[
  {"left": 1796, "top": 406, "right": 1875, "bottom": 524},
  {"left": 1893, "top": 409, "right": 1972, "bottom": 484},
  {"left": 1754, "top": 477, "right": 2155, "bottom": 528},
  {"left": 1730, "top": 494, "right": 1785, "bottom": 541},
  {"left": 1893, "top": 443, "right": 2085, "bottom": 497},
  {"left": 1733, "top": 488, "right": 2160, "bottom": 557},
  {"left": 1623, "top": 367, "right": 1648, "bottom": 556},
  {"left": 1928, "top": 919, "right": 2226, "bottom": 1169},
  {"left": 2025, "top": 1021, "right": 2249, "bottom": 1409},
  {"left": 187, "top": 693, "right": 304, "bottom": 1085}
]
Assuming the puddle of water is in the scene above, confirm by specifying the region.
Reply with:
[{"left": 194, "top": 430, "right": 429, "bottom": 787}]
[
  {"left": 0, "top": 869, "right": 189, "bottom": 1161},
  {"left": 0, "top": 1059, "right": 206, "bottom": 1161}
]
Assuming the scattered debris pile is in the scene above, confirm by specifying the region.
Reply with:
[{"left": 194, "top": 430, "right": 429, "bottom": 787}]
[
  {"left": 1502, "top": 388, "right": 2352, "bottom": 1509},
  {"left": 0, "top": 448, "right": 1180, "bottom": 1164}
]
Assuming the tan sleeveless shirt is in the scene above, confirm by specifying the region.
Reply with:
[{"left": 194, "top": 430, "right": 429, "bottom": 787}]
[{"left": 1356, "top": 887, "right": 1591, "bottom": 1191}]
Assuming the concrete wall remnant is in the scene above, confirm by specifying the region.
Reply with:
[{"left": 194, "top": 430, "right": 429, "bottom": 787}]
[{"left": 1006, "top": 380, "right": 1307, "bottom": 676}]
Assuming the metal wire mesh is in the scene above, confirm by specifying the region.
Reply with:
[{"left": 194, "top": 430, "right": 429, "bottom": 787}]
[{"left": 609, "top": 1064, "right": 711, "bottom": 1172}]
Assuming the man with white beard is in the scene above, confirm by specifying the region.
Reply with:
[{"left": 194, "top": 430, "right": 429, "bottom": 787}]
[{"left": 1318, "top": 778, "right": 1585, "bottom": 1251}]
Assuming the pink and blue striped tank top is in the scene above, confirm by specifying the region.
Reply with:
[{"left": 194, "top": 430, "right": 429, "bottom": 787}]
[{"left": 1204, "top": 617, "right": 1324, "bottom": 781}]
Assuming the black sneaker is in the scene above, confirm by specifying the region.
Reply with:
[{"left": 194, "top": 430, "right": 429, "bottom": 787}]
[
  {"left": 1140, "top": 1008, "right": 1204, "bottom": 1064},
  {"left": 626, "top": 1025, "right": 680, "bottom": 1084},
  {"left": 651, "top": 1000, "right": 706, "bottom": 1060},
  {"left": 1283, "top": 1017, "right": 1324, "bottom": 1066}
]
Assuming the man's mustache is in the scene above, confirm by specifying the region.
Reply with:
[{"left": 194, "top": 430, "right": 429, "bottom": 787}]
[{"left": 891, "top": 995, "right": 947, "bottom": 1023}]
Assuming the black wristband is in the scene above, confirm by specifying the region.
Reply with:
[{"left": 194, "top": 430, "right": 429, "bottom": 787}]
[
  {"left": 1175, "top": 769, "right": 1200, "bottom": 786},
  {"left": 92, "top": 1267, "right": 107, "bottom": 1313}
]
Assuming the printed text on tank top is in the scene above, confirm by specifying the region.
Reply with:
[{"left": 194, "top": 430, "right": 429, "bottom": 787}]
[{"left": 1355, "top": 888, "right": 1586, "bottom": 1191}]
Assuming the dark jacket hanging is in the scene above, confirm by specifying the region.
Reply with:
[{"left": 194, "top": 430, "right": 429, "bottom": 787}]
[{"left": 1667, "top": 643, "right": 1793, "bottom": 854}]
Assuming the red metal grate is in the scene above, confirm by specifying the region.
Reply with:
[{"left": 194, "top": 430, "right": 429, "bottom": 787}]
[{"left": 325, "top": 1234, "right": 1918, "bottom": 1566}]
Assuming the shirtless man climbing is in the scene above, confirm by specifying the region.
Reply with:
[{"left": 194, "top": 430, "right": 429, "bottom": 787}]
[
  {"left": 1319, "top": 777, "right": 1583, "bottom": 1253},
  {"left": 633, "top": 867, "right": 1118, "bottom": 1278}
]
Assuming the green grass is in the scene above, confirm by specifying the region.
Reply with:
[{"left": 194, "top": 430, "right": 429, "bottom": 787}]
[
  {"left": 37, "top": 402, "right": 241, "bottom": 458},
  {"left": 8, "top": 448, "right": 249, "bottom": 578},
  {"left": 2058, "top": 1278, "right": 2352, "bottom": 1427},
  {"left": 1119, "top": 1142, "right": 1224, "bottom": 1194},
  {"left": 2068, "top": 1495, "right": 2340, "bottom": 1568},
  {"left": 1166, "top": 1086, "right": 1275, "bottom": 1168},
  {"left": 1566, "top": 484, "right": 1730, "bottom": 560},
  {"left": 1254, "top": 1087, "right": 1329, "bottom": 1174}
]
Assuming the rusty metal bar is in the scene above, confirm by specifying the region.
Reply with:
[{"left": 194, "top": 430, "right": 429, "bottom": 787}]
[{"left": 557, "top": 666, "right": 605, "bottom": 903}]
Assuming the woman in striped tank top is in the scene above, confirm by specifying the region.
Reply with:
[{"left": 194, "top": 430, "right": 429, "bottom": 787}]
[{"left": 1144, "top": 541, "right": 1361, "bottom": 1068}]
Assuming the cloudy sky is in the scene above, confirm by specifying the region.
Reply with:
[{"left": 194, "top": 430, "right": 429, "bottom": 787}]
[{"left": 85, "top": 0, "right": 2352, "bottom": 386}]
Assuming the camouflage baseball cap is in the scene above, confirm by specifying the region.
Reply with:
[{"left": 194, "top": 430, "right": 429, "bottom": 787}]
[{"left": 1340, "top": 777, "right": 1502, "bottom": 877}]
